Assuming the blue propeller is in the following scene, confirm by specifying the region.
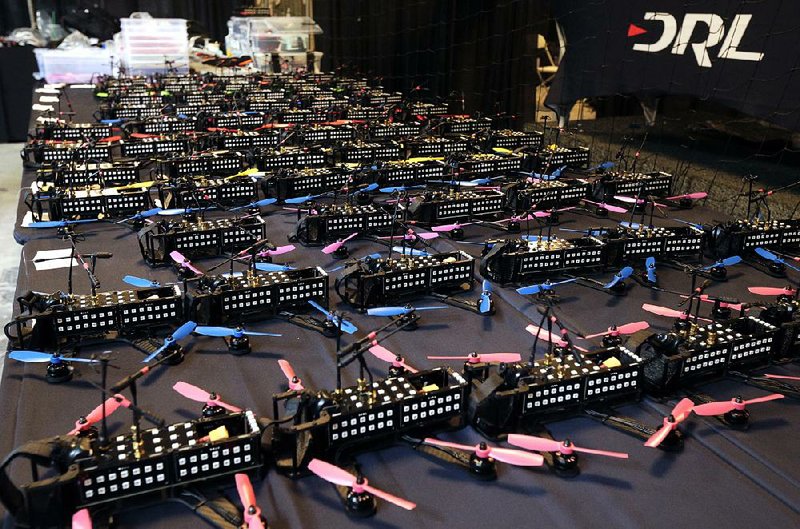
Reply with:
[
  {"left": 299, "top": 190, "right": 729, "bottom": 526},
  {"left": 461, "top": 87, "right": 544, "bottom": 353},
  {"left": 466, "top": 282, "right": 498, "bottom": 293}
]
[
  {"left": 142, "top": 321, "right": 197, "bottom": 363},
  {"left": 645, "top": 257, "right": 657, "bottom": 283},
  {"left": 28, "top": 219, "right": 98, "bottom": 229},
  {"left": 100, "top": 118, "right": 123, "bottom": 125},
  {"left": 285, "top": 193, "right": 324, "bottom": 204},
  {"left": 367, "top": 305, "right": 447, "bottom": 317},
  {"left": 194, "top": 326, "right": 281, "bottom": 338},
  {"left": 674, "top": 218, "right": 704, "bottom": 231},
  {"left": 351, "top": 183, "right": 378, "bottom": 194},
  {"left": 560, "top": 227, "right": 606, "bottom": 236},
  {"left": 230, "top": 198, "right": 278, "bottom": 211},
  {"left": 327, "top": 253, "right": 382, "bottom": 273},
  {"left": 532, "top": 165, "right": 567, "bottom": 180},
  {"left": 123, "top": 275, "right": 160, "bottom": 288},
  {"left": 254, "top": 262, "right": 295, "bottom": 272},
  {"left": 516, "top": 278, "right": 576, "bottom": 295},
  {"left": 8, "top": 351, "right": 98, "bottom": 364},
  {"left": 620, "top": 221, "right": 650, "bottom": 230},
  {"left": 379, "top": 185, "right": 424, "bottom": 193},
  {"left": 701, "top": 255, "right": 742, "bottom": 271},
  {"left": 158, "top": 207, "right": 204, "bottom": 216},
  {"left": 391, "top": 246, "right": 429, "bottom": 256},
  {"left": 590, "top": 161, "right": 615, "bottom": 172},
  {"left": 479, "top": 279, "right": 493, "bottom": 314},
  {"left": 754, "top": 248, "right": 800, "bottom": 271},
  {"left": 520, "top": 235, "right": 552, "bottom": 242},
  {"left": 117, "top": 207, "right": 164, "bottom": 223},
  {"left": 604, "top": 266, "right": 634, "bottom": 289},
  {"left": 308, "top": 300, "right": 358, "bottom": 334}
]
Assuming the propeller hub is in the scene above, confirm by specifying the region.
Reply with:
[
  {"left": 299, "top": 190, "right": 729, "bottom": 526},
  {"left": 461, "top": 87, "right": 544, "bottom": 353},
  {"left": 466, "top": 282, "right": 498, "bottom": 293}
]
[{"left": 248, "top": 506, "right": 257, "bottom": 515}]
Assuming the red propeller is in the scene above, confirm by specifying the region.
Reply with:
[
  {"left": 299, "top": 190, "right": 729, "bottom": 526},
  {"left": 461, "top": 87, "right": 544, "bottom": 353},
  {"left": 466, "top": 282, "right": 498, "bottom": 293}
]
[
  {"left": 322, "top": 232, "right": 358, "bottom": 254},
  {"left": 423, "top": 438, "right": 544, "bottom": 467},
  {"left": 172, "top": 381, "right": 242, "bottom": 412},
  {"left": 307, "top": 459, "right": 416, "bottom": 510},
  {"left": 764, "top": 374, "right": 800, "bottom": 381},
  {"left": 642, "top": 304, "right": 712, "bottom": 323},
  {"left": 678, "top": 294, "right": 746, "bottom": 311},
  {"left": 431, "top": 222, "right": 476, "bottom": 232},
  {"left": 68, "top": 395, "right": 131, "bottom": 435},
  {"left": 666, "top": 192, "right": 707, "bottom": 201},
  {"left": 748, "top": 286, "right": 796, "bottom": 297},
  {"left": 693, "top": 394, "right": 784, "bottom": 416},
  {"left": 583, "top": 199, "right": 628, "bottom": 214},
  {"left": 644, "top": 398, "right": 694, "bottom": 448},
  {"left": 507, "top": 434, "right": 628, "bottom": 459},
  {"left": 235, "top": 473, "right": 265, "bottom": 529},
  {"left": 583, "top": 321, "right": 649, "bottom": 339},
  {"left": 525, "top": 324, "right": 589, "bottom": 352},
  {"left": 72, "top": 509, "right": 92, "bottom": 529},
  {"left": 278, "top": 360, "right": 304, "bottom": 391},
  {"left": 369, "top": 343, "right": 418, "bottom": 373},
  {"left": 169, "top": 250, "right": 204, "bottom": 276},
  {"left": 427, "top": 352, "right": 521, "bottom": 364}
]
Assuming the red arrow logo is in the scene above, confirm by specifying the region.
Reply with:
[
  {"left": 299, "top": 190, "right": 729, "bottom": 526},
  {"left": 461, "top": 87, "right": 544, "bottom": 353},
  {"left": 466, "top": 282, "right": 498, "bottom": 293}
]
[{"left": 627, "top": 24, "right": 647, "bottom": 37}]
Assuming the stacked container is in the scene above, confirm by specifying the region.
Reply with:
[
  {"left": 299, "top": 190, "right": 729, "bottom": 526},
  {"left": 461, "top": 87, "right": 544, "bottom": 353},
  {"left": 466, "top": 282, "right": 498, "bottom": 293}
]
[
  {"left": 225, "top": 16, "right": 323, "bottom": 72},
  {"left": 34, "top": 47, "right": 113, "bottom": 84},
  {"left": 119, "top": 17, "right": 189, "bottom": 75}
]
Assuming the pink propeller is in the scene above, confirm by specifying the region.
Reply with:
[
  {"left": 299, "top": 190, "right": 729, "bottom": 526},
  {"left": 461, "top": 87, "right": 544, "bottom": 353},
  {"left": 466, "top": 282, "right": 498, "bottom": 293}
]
[
  {"left": 427, "top": 352, "right": 521, "bottom": 364},
  {"left": 377, "top": 229, "right": 438, "bottom": 241},
  {"left": 72, "top": 509, "right": 92, "bottom": 529},
  {"left": 432, "top": 222, "right": 475, "bottom": 232},
  {"left": 322, "top": 232, "right": 359, "bottom": 254},
  {"left": 235, "top": 473, "right": 266, "bottom": 529},
  {"left": 583, "top": 199, "right": 628, "bottom": 214},
  {"left": 507, "top": 434, "right": 628, "bottom": 459},
  {"left": 583, "top": 321, "right": 650, "bottom": 339},
  {"left": 644, "top": 398, "right": 694, "bottom": 448},
  {"left": 369, "top": 343, "right": 418, "bottom": 373},
  {"left": 525, "top": 325, "right": 589, "bottom": 352},
  {"left": 678, "top": 294, "right": 745, "bottom": 311},
  {"left": 423, "top": 438, "right": 544, "bottom": 467},
  {"left": 613, "top": 195, "right": 669, "bottom": 208},
  {"left": 498, "top": 212, "right": 551, "bottom": 223},
  {"left": 307, "top": 459, "right": 416, "bottom": 511},
  {"left": 692, "top": 394, "right": 784, "bottom": 416},
  {"left": 260, "top": 244, "right": 295, "bottom": 257},
  {"left": 642, "top": 304, "right": 712, "bottom": 323},
  {"left": 666, "top": 192, "right": 707, "bottom": 201},
  {"left": 169, "top": 250, "right": 204, "bottom": 276},
  {"left": 764, "top": 374, "right": 800, "bottom": 381},
  {"left": 748, "top": 286, "right": 796, "bottom": 297},
  {"left": 278, "top": 359, "right": 304, "bottom": 391},
  {"left": 68, "top": 395, "right": 131, "bottom": 435},
  {"left": 173, "top": 381, "right": 242, "bottom": 412}
]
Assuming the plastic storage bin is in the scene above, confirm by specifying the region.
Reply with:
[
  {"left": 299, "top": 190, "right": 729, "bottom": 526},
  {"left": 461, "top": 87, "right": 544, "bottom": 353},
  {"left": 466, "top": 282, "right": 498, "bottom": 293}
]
[
  {"left": 226, "top": 16, "right": 322, "bottom": 56},
  {"left": 120, "top": 17, "right": 189, "bottom": 75},
  {"left": 34, "top": 47, "right": 113, "bottom": 84}
]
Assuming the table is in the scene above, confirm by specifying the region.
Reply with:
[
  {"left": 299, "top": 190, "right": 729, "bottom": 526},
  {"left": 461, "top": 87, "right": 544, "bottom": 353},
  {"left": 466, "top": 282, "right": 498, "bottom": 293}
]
[{"left": 1, "top": 88, "right": 799, "bottom": 529}]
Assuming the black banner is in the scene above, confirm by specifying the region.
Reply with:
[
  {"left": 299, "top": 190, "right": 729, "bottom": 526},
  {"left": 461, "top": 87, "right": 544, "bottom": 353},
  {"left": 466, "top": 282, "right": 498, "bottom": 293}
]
[{"left": 546, "top": 1, "right": 800, "bottom": 131}]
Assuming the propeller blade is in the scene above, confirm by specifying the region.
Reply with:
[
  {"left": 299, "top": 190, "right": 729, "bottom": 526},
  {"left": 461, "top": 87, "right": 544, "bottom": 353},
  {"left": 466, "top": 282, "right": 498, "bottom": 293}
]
[
  {"left": 194, "top": 326, "right": 237, "bottom": 337},
  {"left": 745, "top": 393, "right": 785, "bottom": 405},
  {"left": 361, "top": 484, "right": 417, "bottom": 510},
  {"left": 748, "top": 286, "right": 795, "bottom": 296},
  {"left": 571, "top": 446, "right": 629, "bottom": 459},
  {"left": 672, "top": 398, "right": 695, "bottom": 422},
  {"left": 8, "top": 351, "right": 57, "bottom": 363},
  {"left": 507, "top": 434, "right": 563, "bottom": 453},
  {"left": 368, "top": 345, "right": 418, "bottom": 372},
  {"left": 123, "top": 275, "right": 160, "bottom": 288},
  {"left": 261, "top": 244, "right": 295, "bottom": 257},
  {"left": 254, "top": 262, "right": 294, "bottom": 272},
  {"left": 644, "top": 423, "right": 673, "bottom": 448},
  {"left": 486, "top": 447, "right": 544, "bottom": 467},
  {"left": 666, "top": 192, "right": 707, "bottom": 200},
  {"left": 702, "top": 255, "right": 742, "bottom": 270},
  {"left": 584, "top": 321, "right": 649, "bottom": 339},
  {"left": 479, "top": 279, "right": 492, "bottom": 314},
  {"left": 322, "top": 232, "right": 358, "bottom": 254},
  {"left": 693, "top": 400, "right": 737, "bottom": 416},
  {"left": 173, "top": 381, "right": 241, "bottom": 412},
  {"left": 307, "top": 458, "right": 356, "bottom": 487},
  {"left": 169, "top": 251, "right": 203, "bottom": 275},
  {"left": 278, "top": 359, "right": 303, "bottom": 390},
  {"left": 763, "top": 374, "right": 800, "bottom": 381},
  {"left": 285, "top": 194, "right": 320, "bottom": 204},
  {"left": 604, "top": 266, "right": 633, "bottom": 289},
  {"left": 584, "top": 199, "right": 628, "bottom": 214},
  {"left": 390, "top": 246, "right": 429, "bottom": 256},
  {"left": 755, "top": 247, "right": 780, "bottom": 262},
  {"left": 235, "top": 474, "right": 264, "bottom": 529},
  {"left": 172, "top": 321, "right": 198, "bottom": 341},
  {"left": 367, "top": 305, "right": 446, "bottom": 317},
  {"left": 72, "top": 509, "right": 92, "bottom": 529},
  {"left": 645, "top": 256, "right": 657, "bottom": 283},
  {"left": 428, "top": 353, "right": 521, "bottom": 363},
  {"left": 642, "top": 304, "right": 685, "bottom": 318}
]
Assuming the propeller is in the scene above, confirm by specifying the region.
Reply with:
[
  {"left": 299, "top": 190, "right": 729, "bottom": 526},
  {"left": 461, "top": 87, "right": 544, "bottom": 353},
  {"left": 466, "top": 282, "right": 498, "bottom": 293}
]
[
  {"left": 645, "top": 256, "right": 657, "bottom": 283},
  {"left": 390, "top": 246, "right": 429, "bottom": 256},
  {"left": 644, "top": 398, "right": 694, "bottom": 447},
  {"left": 307, "top": 459, "right": 416, "bottom": 511},
  {"left": 701, "top": 255, "right": 742, "bottom": 270},
  {"left": 679, "top": 294, "right": 745, "bottom": 311},
  {"left": 169, "top": 251, "right": 204, "bottom": 276},
  {"left": 524, "top": 325, "right": 590, "bottom": 352},
  {"left": 763, "top": 374, "right": 800, "bottom": 381},
  {"left": 748, "top": 286, "right": 796, "bottom": 297},
  {"left": 308, "top": 300, "right": 358, "bottom": 334},
  {"left": 619, "top": 221, "right": 649, "bottom": 230},
  {"left": 230, "top": 198, "right": 278, "bottom": 211},
  {"left": 755, "top": 247, "right": 800, "bottom": 271},
  {"left": 666, "top": 192, "right": 707, "bottom": 201},
  {"left": 367, "top": 305, "right": 447, "bottom": 317},
  {"left": 603, "top": 266, "right": 634, "bottom": 289},
  {"left": 285, "top": 193, "right": 325, "bottom": 204},
  {"left": 517, "top": 278, "right": 576, "bottom": 295},
  {"left": 423, "top": 438, "right": 544, "bottom": 467},
  {"left": 68, "top": 395, "right": 131, "bottom": 435},
  {"left": 428, "top": 352, "right": 521, "bottom": 364},
  {"left": 590, "top": 161, "right": 615, "bottom": 172},
  {"left": 254, "top": 262, "right": 294, "bottom": 272},
  {"left": 583, "top": 199, "right": 628, "bottom": 214},
  {"left": 378, "top": 229, "right": 439, "bottom": 241},
  {"left": 142, "top": 321, "right": 197, "bottom": 363},
  {"left": 123, "top": 275, "right": 160, "bottom": 288},
  {"left": 692, "top": 394, "right": 784, "bottom": 416},
  {"left": 379, "top": 185, "right": 424, "bottom": 193},
  {"left": 479, "top": 279, "right": 492, "bottom": 314},
  {"left": 583, "top": 321, "right": 650, "bottom": 339},
  {"left": 9, "top": 351, "right": 98, "bottom": 364},
  {"left": 117, "top": 207, "right": 165, "bottom": 223},
  {"left": 369, "top": 344, "right": 418, "bottom": 373},
  {"left": 235, "top": 473, "right": 266, "bottom": 529},
  {"left": 322, "top": 232, "right": 358, "bottom": 254},
  {"left": 158, "top": 207, "right": 201, "bottom": 216},
  {"left": 258, "top": 245, "right": 295, "bottom": 257},
  {"left": 194, "top": 326, "right": 282, "bottom": 338},
  {"left": 431, "top": 222, "right": 476, "bottom": 232},
  {"left": 278, "top": 359, "right": 304, "bottom": 391},
  {"left": 642, "top": 303, "right": 712, "bottom": 322},
  {"left": 72, "top": 509, "right": 92, "bottom": 529},
  {"left": 507, "top": 434, "right": 629, "bottom": 459},
  {"left": 173, "top": 381, "right": 242, "bottom": 412},
  {"left": 497, "top": 212, "right": 551, "bottom": 223},
  {"left": 28, "top": 218, "right": 98, "bottom": 229},
  {"left": 350, "top": 183, "right": 379, "bottom": 194}
]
